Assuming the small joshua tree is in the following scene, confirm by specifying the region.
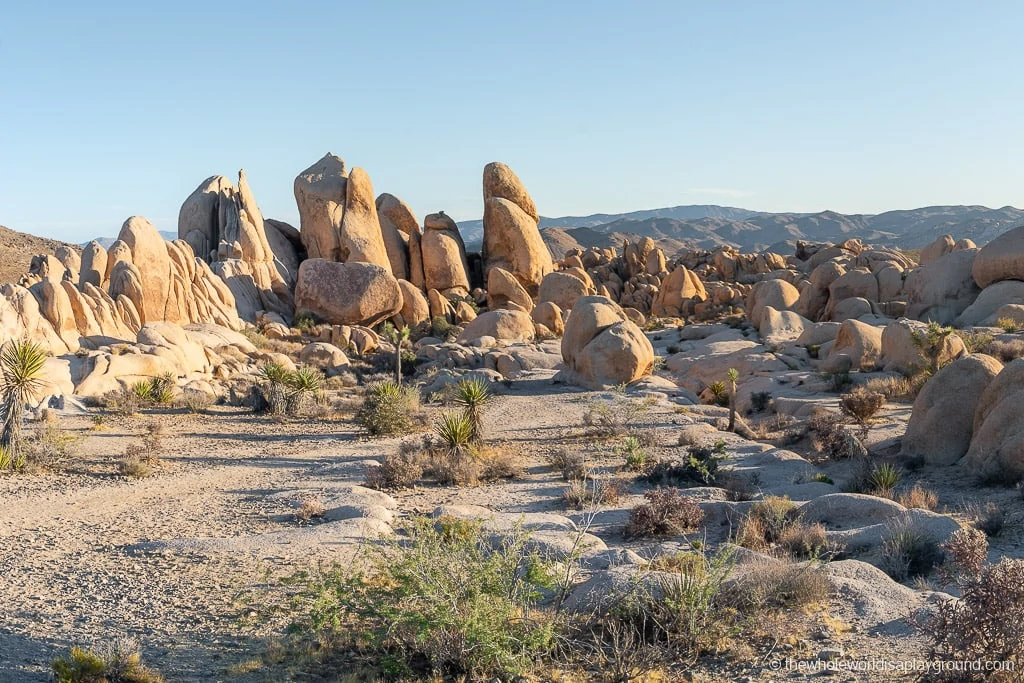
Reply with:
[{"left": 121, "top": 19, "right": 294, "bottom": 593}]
[
  {"left": 382, "top": 322, "right": 412, "bottom": 385},
  {"left": 727, "top": 367, "right": 739, "bottom": 432}
]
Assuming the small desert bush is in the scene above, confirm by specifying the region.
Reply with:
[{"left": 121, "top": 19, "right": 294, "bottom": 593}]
[
  {"left": 822, "top": 370, "right": 852, "bottom": 393},
  {"left": 619, "top": 436, "right": 648, "bottom": 472},
  {"left": 927, "top": 558, "right": 1024, "bottom": 680},
  {"left": 364, "top": 445, "right": 425, "bottom": 490},
  {"left": 103, "top": 388, "right": 144, "bottom": 417},
  {"left": 896, "top": 484, "right": 939, "bottom": 511},
  {"left": 582, "top": 397, "right": 654, "bottom": 438},
  {"left": 117, "top": 422, "right": 166, "bottom": 479},
  {"left": 241, "top": 327, "right": 270, "bottom": 349},
  {"left": 808, "top": 410, "right": 855, "bottom": 459},
  {"left": 355, "top": 380, "right": 423, "bottom": 436},
  {"left": 130, "top": 373, "right": 176, "bottom": 406},
  {"left": 546, "top": 449, "right": 588, "bottom": 481},
  {"left": 725, "top": 559, "right": 830, "bottom": 611},
  {"left": 430, "top": 315, "right": 457, "bottom": 340},
  {"left": 298, "top": 518, "right": 560, "bottom": 679},
  {"left": 960, "top": 329, "right": 994, "bottom": 355},
  {"left": 880, "top": 521, "right": 943, "bottom": 581},
  {"left": 177, "top": 390, "right": 214, "bottom": 414},
  {"left": 863, "top": 374, "right": 921, "bottom": 402},
  {"left": 593, "top": 547, "right": 739, "bottom": 668},
  {"left": 294, "top": 497, "right": 326, "bottom": 524},
  {"left": 750, "top": 391, "right": 772, "bottom": 413},
  {"left": 562, "top": 476, "right": 623, "bottom": 509},
  {"left": 839, "top": 386, "right": 885, "bottom": 428},
  {"left": 623, "top": 488, "right": 704, "bottom": 538},
  {"left": 939, "top": 527, "right": 988, "bottom": 585},
  {"left": 722, "top": 472, "right": 757, "bottom": 501},
  {"left": 970, "top": 501, "right": 1006, "bottom": 537},
  {"left": 777, "top": 522, "right": 829, "bottom": 559},
  {"left": 52, "top": 638, "right": 164, "bottom": 683},
  {"left": 642, "top": 441, "right": 726, "bottom": 487},
  {"left": 988, "top": 339, "right": 1024, "bottom": 363},
  {"left": 24, "top": 422, "right": 79, "bottom": 469},
  {"left": 996, "top": 317, "right": 1022, "bottom": 333}
]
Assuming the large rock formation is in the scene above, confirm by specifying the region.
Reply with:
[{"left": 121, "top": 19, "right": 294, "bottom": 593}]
[
  {"left": 482, "top": 163, "right": 552, "bottom": 295},
  {"left": 902, "top": 354, "right": 1003, "bottom": 466},
  {"left": 557, "top": 296, "right": 654, "bottom": 390},
  {"left": 293, "top": 259, "right": 402, "bottom": 327},
  {"left": 376, "top": 193, "right": 421, "bottom": 285},
  {"left": 294, "top": 153, "right": 347, "bottom": 262},
  {"left": 338, "top": 167, "right": 390, "bottom": 269},
  {"left": 972, "top": 225, "right": 1024, "bottom": 289},
  {"left": 965, "top": 358, "right": 1024, "bottom": 481},
  {"left": 178, "top": 171, "right": 294, "bottom": 322},
  {"left": 421, "top": 212, "right": 470, "bottom": 295}
]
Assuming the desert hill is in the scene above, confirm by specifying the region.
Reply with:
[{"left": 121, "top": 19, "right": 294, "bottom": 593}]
[
  {"left": 533, "top": 204, "right": 1024, "bottom": 257},
  {"left": 0, "top": 224, "right": 80, "bottom": 285}
]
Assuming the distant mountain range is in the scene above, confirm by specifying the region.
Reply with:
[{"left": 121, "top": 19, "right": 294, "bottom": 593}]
[{"left": 84, "top": 204, "right": 1024, "bottom": 261}]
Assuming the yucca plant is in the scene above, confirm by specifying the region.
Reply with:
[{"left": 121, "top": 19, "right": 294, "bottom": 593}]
[
  {"left": 285, "top": 365, "right": 324, "bottom": 416},
  {"left": 258, "top": 361, "right": 291, "bottom": 415},
  {"left": 434, "top": 410, "right": 475, "bottom": 456},
  {"left": 453, "top": 377, "right": 493, "bottom": 441},
  {"left": 0, "top": 339, "right": 48, "bottom": 468},
  {"left": 870, "top": 462, "right": 902, "bottom": 495},
  {"left": 356, "top": 379, "right": 419, "bottom": 436},
  {"left": 150, "top": 373, "right": 175, "bottom": 405},
  {"left": 707, "top": 380, "right": 728, "bottom": 407}
]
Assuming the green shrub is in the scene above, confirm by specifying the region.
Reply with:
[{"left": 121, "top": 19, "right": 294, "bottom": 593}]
[
  {"left": 430, "top": 315, "right": 457, "bottom": 340},
  {"left": 452, "top": 377, "right": 493, "bottom": 441},
  {"left": 619, "top": 436, "right": 647, "bottom": 471},
  {"left": 880, "top": 522, "right": 942, "bottom": 581},
  {"left": 303, "top": 518, "right": 559, "bottom": 679},
  {"left": 642, "top": 442, "right": 726, "bottom": 487},
  {"left": 355, "top": 380, "right": 422, "bottom": 436},
  {"left": 52, "top": 639, "right": 164, "bottom": 682},
  {"left": 869, "top": 462, "right": 902, "bottom": 496}
]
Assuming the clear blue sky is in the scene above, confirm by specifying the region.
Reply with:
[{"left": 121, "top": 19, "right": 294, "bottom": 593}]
[{"left": 1, "top": 1, "right": 1021, "bottom": 243}]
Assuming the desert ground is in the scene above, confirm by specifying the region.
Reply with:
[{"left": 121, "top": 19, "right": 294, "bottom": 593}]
[{"left": 2, "top": 336, "right": 1022, "bottom": 681}]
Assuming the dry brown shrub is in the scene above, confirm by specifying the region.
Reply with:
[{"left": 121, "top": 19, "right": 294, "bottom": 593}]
[
  {"left": 927, "top": 558, "right": 1024, "bottom": 680},
  {"left": 897, "top": 484, "right": 939, "bottom": 511},
  {"left": 623, "top": 488, "right": 704, "bottom": 538},
  {"left": 294, "top": 497, "right": 326, "bottom": 523}
]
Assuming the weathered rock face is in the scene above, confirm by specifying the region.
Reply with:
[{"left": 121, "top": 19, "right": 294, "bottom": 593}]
[
  {"left": 482, "top": 163, "right": 552, "bottom": 295},
  {"left": 294, "top": 153, "right": 347, "bottom": 262},
  {"left": 748, "top": 279, "right": 801, "bottom": 328},
  {"left": 973, "top": 225, "right": 1024, "bottom": 289},
  {"left": 421, "top": 212, "right": 470, "bottom": 294},
  {"left": 558, "top": 296, "right": 654, "bottom": 390},
  {"left": 456, "top": 309, "right": 535, "bottom": 343},
  {"left": 338, "top": 167, "right": 390, "bottom": 269},
  {"left": 294, "top": 259, "right": 402, "bottom": 327},
  {"left": 651, "top": 265, "right": 707, "bottom": 318},
  {"left": 956, "top": 280, "right": 1024, "bottom": 327},
  {"left": 796, "top": 261, "right": 845, "bottom": 321},
  {"left": 178, "top": 171, "right": 294, "bottom": 322},
  {"left": 903, "top": 354, "right": 1003, "bottom": 466},
  {"left": 376, "top": 193, "right": 420, "bottom": 284},
  {"left": 905, "top": 248, "right": 980, "bottom": 324},
  {"left": 539, "top": 271, "right": 595, "bottom": 312},
  {"left": 488, "top": 267, "right": 533, "bottom": 311},
  {"left": 827, "top": 319, "right": 883, "bottom": 371},
  {"left": 395, "top": 279, "right": 430, "bottom": 329},
  {"left": 920, "top": 234, "right": 955, "bottom": 266},
  {"left": 79, "top": 241, "right": 107, "bottom": 289},
  {"left": 966, "top": 358, "right": 1024, "bottom": 481},
  {"left": 880, "top": 318, "right": 965, "bottom": 375}
]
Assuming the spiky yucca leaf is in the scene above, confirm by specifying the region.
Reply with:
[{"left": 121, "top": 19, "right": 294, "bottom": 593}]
[
  {"left": 0, "top": 339, "right": 48, "bottom": 466},
  {"left": 434, "top": 411, "right": 474, "bottom": 454}
]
